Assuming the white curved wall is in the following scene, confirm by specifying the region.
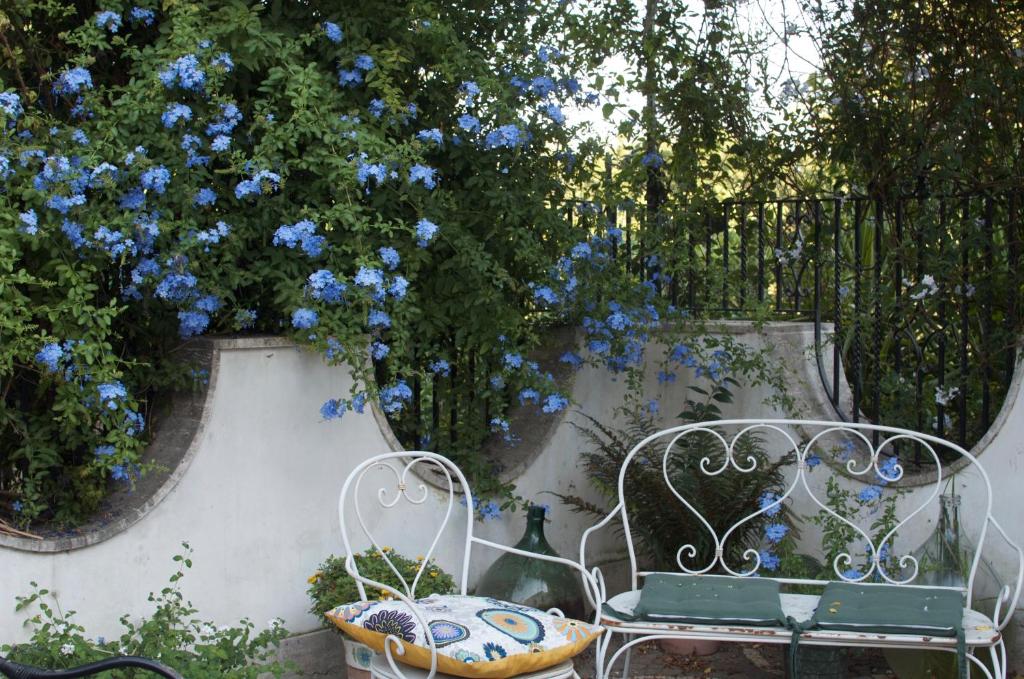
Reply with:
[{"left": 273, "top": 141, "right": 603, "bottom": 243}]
[{"left": 2, "top": 327, "right": 1021, "bottom": 670}]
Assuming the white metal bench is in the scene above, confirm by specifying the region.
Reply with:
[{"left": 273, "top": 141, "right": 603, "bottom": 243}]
[{"left": 579, "top": 419, "right": 1024, "bottom": 679}]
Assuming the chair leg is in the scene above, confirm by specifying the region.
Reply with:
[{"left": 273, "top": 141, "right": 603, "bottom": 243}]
[{"left": 620, "top": 633, "right": 633, "bottom": 679}]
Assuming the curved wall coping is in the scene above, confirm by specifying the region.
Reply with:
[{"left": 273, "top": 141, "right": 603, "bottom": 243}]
[
  {"left": 5, "top": 326, "right": 1017, "bottom": 551},
  {"left": 0, "top": 336, "right": 291, "bottom": 553}
]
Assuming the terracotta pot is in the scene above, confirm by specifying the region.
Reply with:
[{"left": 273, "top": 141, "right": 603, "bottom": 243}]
[
  {"left": 343, "top": 636, "right": 374, "bottom": 679},
  {"left": 658, "top": 637, "right": 721, "bottom": 657}
]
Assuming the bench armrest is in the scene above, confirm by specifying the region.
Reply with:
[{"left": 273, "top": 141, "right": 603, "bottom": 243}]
[
  {"left": 579, "top": 504, "right": 623, "bottom": 604},
  {"left": 987, "top": 517, "right": 1024, "bottom": 631},
  {"left": 470, "top": 536, "right": 603, "bottom": 624}
]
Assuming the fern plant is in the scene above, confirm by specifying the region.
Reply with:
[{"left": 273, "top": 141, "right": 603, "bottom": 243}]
[{"left": 560, "top": 379, "right": 794, "bottom": 573}]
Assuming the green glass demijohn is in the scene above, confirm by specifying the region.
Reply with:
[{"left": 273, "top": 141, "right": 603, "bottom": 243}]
[{"left": 475, "top": 505, "right": 585, "bottom": 621}]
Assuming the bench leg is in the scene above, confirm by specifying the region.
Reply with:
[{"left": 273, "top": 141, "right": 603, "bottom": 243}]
[{"left": 967, "top": 647, "right": 996, "bottom": 679}]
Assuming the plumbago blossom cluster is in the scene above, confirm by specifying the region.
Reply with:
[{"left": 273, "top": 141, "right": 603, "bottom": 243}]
[
  {"left": 1, "top": 3, "right": 599, "bottom": 524},
  {"left": 760, "top": 444, "right": 903, "bottom": 578}
]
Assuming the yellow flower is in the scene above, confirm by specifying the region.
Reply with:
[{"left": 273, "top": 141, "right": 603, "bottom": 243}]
[
  {"left": 307, "top": 571, "right": 322, "bottom": 584},
  {"left": 382, "top": 546, "right": 393, "bottom": 553},
  {"left": 429, "top": 571, "right": 438, "bottom": 578},
  {"left": 416, "top": 555, "right": 425, "bottom": 561}
]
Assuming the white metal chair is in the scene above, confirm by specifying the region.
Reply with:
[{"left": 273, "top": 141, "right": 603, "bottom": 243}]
[{"left": 337, "top": 451, "right": 603, "bottom": 679}]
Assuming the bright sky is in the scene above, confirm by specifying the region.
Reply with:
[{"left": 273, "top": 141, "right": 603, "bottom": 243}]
[{"left": 566, "top": 0, "right": 823, "bottom": 143}]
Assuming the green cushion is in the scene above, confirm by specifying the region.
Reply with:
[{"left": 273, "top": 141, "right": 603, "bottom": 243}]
[
  {"left": 606, "top": 573, "right": 787, "bottom": 626},
  {"left": 812, "top": 582, "right": 963, "bottom": 636}
]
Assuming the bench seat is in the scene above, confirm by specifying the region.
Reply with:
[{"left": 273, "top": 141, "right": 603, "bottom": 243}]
[{"left": 601, "top": 590, "right": 1001, "bottom": 648}]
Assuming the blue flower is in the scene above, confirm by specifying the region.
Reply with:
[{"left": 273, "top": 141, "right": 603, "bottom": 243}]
[
  {"left": 94, "top": 444, "right": 116, "bottom": 458},
  {"left": 234, "top": 169, "right": 281, "bottom": 199},
  {"left": 62, "top": 220, "right": 86, "bottom": 248},
  {"left": 380, "top": 380, "right": 413, "bottom": 413},
  {"left": 759, "top": 550, "right": 780, "bottom": 571},
  {"left": 530, "top": 76, "right": 556, "bottom": 97},
  {"left": 408, "top": 164, "right": 437, "bottom": 189},
  {"left": 460, "top": 81, "right": 481, "bottom": 106},
  {"left": 211, "top": 135, "right": 231, "bottom": 151},
  {"left": 321, "top": 398, "right": 346, "bottom": 420},
  {"left": 457, "top": 114, "right": 480, "bottom": 133},
  {"left": 197, "top": 221, "right": 230, "bottom": 245},
  {"left": 52, "top": 67, "right": 94, "bottom": 95},
  {"left": 370, "top": 341, "right": 389, "bottom": 360},
  {"left": 503, "top": 353, "right": 523, "bottom": 370},
  {"left": 356, "top": 161, "right": 387, "bottom": 186},
  {"left": 273, "top": 220, "right": 325, "bottom": 257},
  {"left": 178, "top": 310, "right": 210, "bottom": 338},
  {"left": 842, "top": 568, "right": 862, "bottom": 580},
  {"left": 484, "top": 124, "right": 526, "bottom": 150},
  {"left": 35, "top": 342, "right": 64, "bottom": 372},
  {"left": 140, "top": 165, "right": 171, "bottom": 194},
  {"left": 378, "top": 246, "right": 401, "bottom": 270},
  {"left": 308, "top": 269, "right": 346, "bottom": 303},
  {"left": 211, "top": 52, "right": 233, "bottom": 71},
  {"left": 110, "top": 465, "right": 131, "bottom": 482},
  {"left": 560, "top": 352, "right": 583, "bottom": 368},
  {"left": 415, "top": 218, "right": 438, "bottom": 247},
  {"left": 858, "top": 485, "right": 883, "bottom": 503},
  {"left": 759, "top": 491, "right": 782, "bottom": 517},
  {"left": 806, "top": 454, "right": 822, "bottom": 469},
  {"left": 429, "top": 359, "right": 451, "bottom": 376},
  {"left": 130, "top": 7, "right": 155, "bottom": 25},
  {"left": 158, "top": 54, "right": 206, "bottom": 92},
  {"left": 95, "top": 10, "right": 122, "bottom": 32},
  {"left": 323, "top": 22, "right": 343, "bottom": 43},
  {"left": 337, "top": 69, "right": 362, "bottom": 87},
  {"left": 368, "top": 98, "right": 386, "bottom": 118},
  {"left": 291, "top": 308, "right": 319, "bottom": 329},
  {"left": 416, "top": 128, "right": 443, "bottom": 145},
  {"left": 193, "top": 188, "right": 217, "bottom": 206},
  {"left": 542, "top": 394, "right": 569, "bottom": 413},
  {"left": 641, "top": 151, "right": 664, "bottom": 169},
  {"left": 193, "top": 294, "right": 221, "bottom": 313},
  {"left": 98, "top": 381, "right": 128, "bottom": 409},
  {"left": 368, "top": 309, "right": 391, "bottom": 328},
  {"left": 0, "top": 91, "right": 23, "bottom": 120},
  {"left": 764, "top": 523, "right": 788, "bottom": 543},
  {"left": 155, "top": 271, "right": 197, "bottom": 302},
  {"left": 533, "top": 285, "right": 558, "bottom": 305},
  {"left": 657, "top": 370, "right": 676, "bottom": 384},
  {"left": 543, "top": 103, "right": 565, "bottom": 124},
  {"left": 388, "top": 275, "right": 408, "bottom": 299},
  {"left": 18, "top": 209, "right": 38, "bottom": 235},
  {"left": 877, "top": 456, "right": 900, "bottom": 483},
  {"left": 354, "top": 266, "right": 385, "bottom": 295},
  {"left": 206, "top": 103, "right": 242, "bottom": 136},
  {"left": 518, "top": 388, "right": 540, "bottom": 404},
  {"left": 480, "top": 501, "right": 502, "bottom": 520},
  {"left": 71, "top": 129, "right": 89, "bottom": 145}
]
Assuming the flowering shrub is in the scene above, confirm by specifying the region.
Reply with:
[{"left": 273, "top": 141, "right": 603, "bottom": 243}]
[
  {"left": 2, "top": 543, "right": 291, "bottom": 678},
  {"left": 307, "top": 547, "right": 455, "bottom": 624},
  {"left": 0, "top": 1, "right": 606, "bottom": 526}
]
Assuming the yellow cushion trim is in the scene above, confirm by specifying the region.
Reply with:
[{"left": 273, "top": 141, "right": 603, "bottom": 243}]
[{"left": 326, "top": 609, "right": 601, "bottom": 679}]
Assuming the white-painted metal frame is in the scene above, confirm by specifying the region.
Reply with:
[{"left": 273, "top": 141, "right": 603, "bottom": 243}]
[
  {"left": 338, "top": 452, "right": 602, "bottom": 679},
  {"left": 578, "top": 419, "right": 1024, "bottom": 679}
]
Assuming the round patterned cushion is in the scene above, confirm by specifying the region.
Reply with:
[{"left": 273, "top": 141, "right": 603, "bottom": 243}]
[{"left": 325, "top": 594, "right": 602, "bottom": 678}]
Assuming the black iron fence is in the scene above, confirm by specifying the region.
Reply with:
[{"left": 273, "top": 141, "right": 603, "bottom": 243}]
[
  {"left": 576, "top": 190, "right": 1023, "bottom": 461},
  {"left": 380, "top": 190, "right": 1021, "bottom": 468}
]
